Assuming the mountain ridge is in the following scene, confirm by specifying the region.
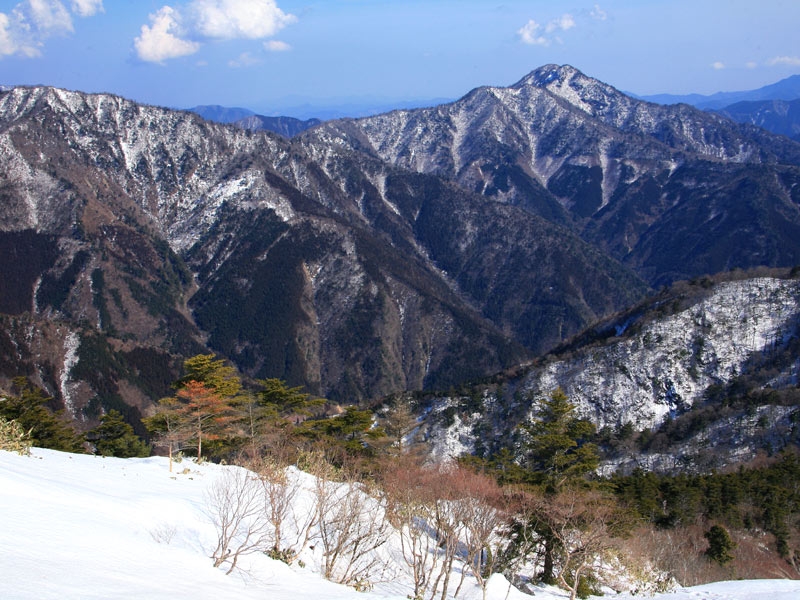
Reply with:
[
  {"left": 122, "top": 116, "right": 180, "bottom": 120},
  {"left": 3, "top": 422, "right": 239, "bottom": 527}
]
[{"left": 2, "top": 65, "right": 800, "bottom": 436}]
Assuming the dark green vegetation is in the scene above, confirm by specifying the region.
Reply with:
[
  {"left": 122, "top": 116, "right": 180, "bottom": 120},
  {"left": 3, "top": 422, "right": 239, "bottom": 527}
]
[{"left": 0, "top": 377, "right": 83, "bottom": 453}]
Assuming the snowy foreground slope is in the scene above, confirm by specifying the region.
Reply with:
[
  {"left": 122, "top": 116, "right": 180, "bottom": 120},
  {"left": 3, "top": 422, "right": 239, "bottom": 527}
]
[{"left": 2, "top": 448, "right": 800, "bottom": 600}]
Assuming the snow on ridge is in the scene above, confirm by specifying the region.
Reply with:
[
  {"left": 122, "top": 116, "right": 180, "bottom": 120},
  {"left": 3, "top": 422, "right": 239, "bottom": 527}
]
[{"left": 522, "top": 277, "right": 800, "bottom": 430}]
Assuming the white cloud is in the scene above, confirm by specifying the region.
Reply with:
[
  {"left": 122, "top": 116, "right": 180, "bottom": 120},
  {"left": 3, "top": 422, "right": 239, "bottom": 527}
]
[
  {"left": 134, "top": 0, "right": 296, "bottom": 64},
  {"left": 546, "top": 14, "right": 575, "bottom": 34},
  {"left": 0, "top": 0, "right": 102, "bottom": 59},
  {"left": 265, "top": 39, "right": 289, "bottom": 52},
  {"left": 767, "top": 55, "right": 800, "bottom": 67},
  {"left": 711, "top": 61, "right": 725, "bottom": 70},
  {"left": 27, "top": 0, "right": 73, "bottom": 34},
  {"left": 70, "top": 0, "right": 103, "bottom": 18},
  {"left": 134, "top": 6, "right": 200, "bottom": 63},
  {"left": 0, "top": 13, "right": 19, "bottom": 56},
  {"left": 745, "top": 61, "right": 758, "bottom": 69},
  {"left": 519, "top": 14, "right": 575, "bottom": 46},
  {"left": 191, "top": 0, "right": 296, "bottom": 40},
  {"left": 590, "top": 4, "right": 607, "bottom": 21},
  {"left": 518, "top": 19, "right": 548, "bottom": 46}
]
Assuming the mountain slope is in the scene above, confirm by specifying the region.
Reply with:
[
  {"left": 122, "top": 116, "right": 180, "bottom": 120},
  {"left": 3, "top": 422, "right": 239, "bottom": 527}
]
[
  {"left": 5, "top": 448, "right": 800, "bottom": 599},
  {"left": 416, "top": 271, "right": 800, "bottom": 473},
  {"left": 311, "top": 65, "right": 800, "bottom": 287},
  {"left": 0, "top": 83, "right": 649, "bottom": 416}
]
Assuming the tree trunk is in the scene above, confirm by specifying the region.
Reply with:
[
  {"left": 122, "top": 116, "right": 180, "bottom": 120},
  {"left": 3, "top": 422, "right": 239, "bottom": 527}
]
[{"left": 542, "top": 534, "right": 555, "bottom": 584}]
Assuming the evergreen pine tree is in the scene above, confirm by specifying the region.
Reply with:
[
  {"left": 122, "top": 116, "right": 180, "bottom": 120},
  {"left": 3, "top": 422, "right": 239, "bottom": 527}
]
[
  {"left": 0, "top": 378, "right": 83, "bottom": 452},
  {"left": 89, "top": 410, "right": 150, "bottom": 458},
  {"left": 704, "top": 524, "right": 736, "bottom": 565}
]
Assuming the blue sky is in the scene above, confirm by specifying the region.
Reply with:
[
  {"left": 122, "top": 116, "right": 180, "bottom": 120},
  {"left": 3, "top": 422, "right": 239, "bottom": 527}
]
[{"left": 1, "top": 0, "right": 799, "bottom": 117}]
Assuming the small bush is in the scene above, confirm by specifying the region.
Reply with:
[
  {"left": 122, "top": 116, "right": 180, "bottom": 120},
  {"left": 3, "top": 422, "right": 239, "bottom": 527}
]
[{"left": 0, "top": 417, "right": 32, "bottom": 455}]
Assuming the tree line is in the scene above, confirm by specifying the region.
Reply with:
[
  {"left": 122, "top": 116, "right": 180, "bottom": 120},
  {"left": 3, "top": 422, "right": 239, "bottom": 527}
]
[{"left": 2, "top": 358, "right": 798, "bottom": 598}]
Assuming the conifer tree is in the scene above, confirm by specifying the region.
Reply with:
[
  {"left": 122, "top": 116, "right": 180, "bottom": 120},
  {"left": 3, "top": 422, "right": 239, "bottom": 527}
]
[
  {"left": 175, "top": 354, "right": 242, "bottom": 398},
  {"left": 704, "top": 524, "right": 736, "bottom": 566},
  {"left": 89, "top": 410, "right": 149, "bottom": 458},
  {"left": 177, "top": 380, "right": 236, "bottom": 459},
  {"left": 521, "top": 388, "right": 599, "bottom": 491},
  {"left": 0, "top": 378, "right": 83, "bottom": 452},
  {"left": 519, "top": 388, "right": 600, "bottom": 584}
]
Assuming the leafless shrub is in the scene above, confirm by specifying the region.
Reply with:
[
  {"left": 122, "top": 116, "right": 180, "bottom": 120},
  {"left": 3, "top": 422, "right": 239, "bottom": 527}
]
[
  {"left": 149, "top": 523, "right": 178, "bottom": 545},
  {"left": 205, "top": 467, "right": 271, "bottom": 574},
  {"left": 248, "top": 455, "right": 316, "bottom": 563},
  {"left": 382, "top": 460, "right": 442, "bottom": 600},
  {"left": 313, "top": 471, "right": 390, "bottom": 587}
]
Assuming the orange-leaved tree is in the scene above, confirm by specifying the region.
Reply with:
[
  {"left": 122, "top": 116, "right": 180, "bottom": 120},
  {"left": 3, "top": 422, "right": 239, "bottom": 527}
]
[{"left": 177, "top": 379, "right": 237, "bottom": 460}]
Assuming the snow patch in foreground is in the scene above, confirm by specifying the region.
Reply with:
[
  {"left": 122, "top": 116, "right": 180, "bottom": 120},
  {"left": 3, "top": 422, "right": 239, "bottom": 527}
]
[{"left": 1, "top": 448, "right": 798, "bottom": 600}]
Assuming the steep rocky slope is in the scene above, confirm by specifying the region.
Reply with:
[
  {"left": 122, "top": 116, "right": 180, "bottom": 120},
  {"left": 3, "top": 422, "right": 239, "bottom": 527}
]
[
  {"left": 0, "top": 84, "right": 644, "bottom": 420},
  {"left": 312, "top": 65, "right": 800, "bottom": 287},
  {"left": 416, "top": 272, "right": 800, "bottom": 472}
]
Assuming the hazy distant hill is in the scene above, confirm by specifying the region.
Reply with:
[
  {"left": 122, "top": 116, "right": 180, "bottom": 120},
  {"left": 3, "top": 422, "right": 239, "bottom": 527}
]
[
  {"left": 233, "top": 114, "right": 322, "bottom": 137},
  {"left": 187, "top": 104, "right": 255, "bottom": 123},
  {"left": 716, "top": 98, "right": 800, "bottom": 141},
  {"left": 640, "top": 73, "right": 800, "bottom": 109}
]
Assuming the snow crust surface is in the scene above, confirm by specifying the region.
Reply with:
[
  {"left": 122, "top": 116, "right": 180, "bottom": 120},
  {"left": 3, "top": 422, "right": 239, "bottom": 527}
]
[{"left": 2, "top": 448, "right": 799, "bottom": 600}]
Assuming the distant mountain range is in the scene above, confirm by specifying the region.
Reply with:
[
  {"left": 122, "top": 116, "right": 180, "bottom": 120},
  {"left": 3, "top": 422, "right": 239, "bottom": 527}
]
[
  {"left": 715, "top": 99, "right": 800, "bottom": 142},
  {"left": 639, "top": 73, "right": 800, "bottom": 109},
  {"left": 187, "top": 104, "right": 255, "bottom": 123},
  {"left": 2, "top": 65, "right": 800, "bottom": 437}
]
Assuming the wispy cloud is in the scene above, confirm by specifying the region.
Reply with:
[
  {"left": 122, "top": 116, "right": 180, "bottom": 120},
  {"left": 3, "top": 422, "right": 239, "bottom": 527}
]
[
  {"left": 518, "top": 13, "right": 575, "bottom": 47},
  {"left": 0, "top": 0, "right": 102, "bottom": 58},
  {"left": 711, "top": 61, "right": 725, "bottom": 70},
  {"left": 228, "top": 50, "right": 260, "bottom": 67},
  {"left": 134, "top": 0, "right": 296, "bottom": 63},
  {"left": 767, "top": 55, "right": 800, "bottom": 67},
  {"left": 590, "top": 4, "right": 607, "bottom": 21},
  {"left": 265, "top": 39, "right": 290, "bottom": 52}
]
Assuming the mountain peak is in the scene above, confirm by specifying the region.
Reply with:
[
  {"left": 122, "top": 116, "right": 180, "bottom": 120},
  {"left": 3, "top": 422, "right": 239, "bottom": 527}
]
[
  {"left": 510, "top": 64, "right": 629, "bottom": 118},
  {"left": 513, "top": 64, "right": 583, "bottom": 89}
]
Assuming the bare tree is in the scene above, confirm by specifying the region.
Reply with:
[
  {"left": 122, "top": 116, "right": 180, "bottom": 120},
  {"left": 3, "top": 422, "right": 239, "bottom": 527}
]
[
  {"left": 452, "top": 470, "right": 506, "bottom": 600},
  {"left": 382, "top": 460, "right": 443, "bottom": 600},
  {"left": 535, "top": 489, "right": 628, "bottom": 600},
  {"left": 205, "top": 467, "right": 270, "bottom": 575},
  {"left": 246, "top": 455, "right": 316, "bottom": 563},
  {"left": 312, "top": 466, "right": 390, "bottom": 587}
]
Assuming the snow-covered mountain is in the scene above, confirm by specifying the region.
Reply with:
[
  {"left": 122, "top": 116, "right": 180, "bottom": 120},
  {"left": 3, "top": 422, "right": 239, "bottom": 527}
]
[
  {"left": 310, "top": 65, "right": 800, "bottom": 287},
  {"left": 0, "top": 81, "right": 645, "bottom": 418},
  {"left": 2, "top": 66, "right": 800, "bottom": 435}
]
